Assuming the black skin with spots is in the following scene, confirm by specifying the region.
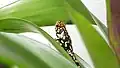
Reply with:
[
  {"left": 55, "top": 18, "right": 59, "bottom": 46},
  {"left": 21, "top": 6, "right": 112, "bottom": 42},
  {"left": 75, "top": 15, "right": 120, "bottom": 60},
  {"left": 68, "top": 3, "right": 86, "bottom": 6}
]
[{"left": 55, "top": 20, "right": 81, "bottom": 68}]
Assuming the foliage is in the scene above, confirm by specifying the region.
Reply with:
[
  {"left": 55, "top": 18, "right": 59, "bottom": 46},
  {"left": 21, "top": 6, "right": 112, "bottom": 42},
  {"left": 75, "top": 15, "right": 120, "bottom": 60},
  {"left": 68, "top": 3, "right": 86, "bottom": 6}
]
[{"left": 0, "top": 0, "right": 119, "bottom": 68}]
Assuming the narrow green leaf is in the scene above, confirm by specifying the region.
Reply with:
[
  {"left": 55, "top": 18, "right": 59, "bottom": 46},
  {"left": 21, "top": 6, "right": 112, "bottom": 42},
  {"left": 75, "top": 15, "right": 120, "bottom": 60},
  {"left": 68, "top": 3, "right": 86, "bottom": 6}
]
[
  {"left": 0, "top": 18, "right": 39, "bottom": 33},
  {"left": 0, "top": 0, "right": 69, "bottom": 26},
  {"left": 91, "top": 14, "right": 108, "bottom": 43},
  {"left": 0, "top": 32, "right": 77, "bottom": 68},
  {"left": 106, "top": 0, "right": 112, "bottom": 23},
  {"left": 74, "top": 53, "right": 92, "bottom": 68},
  {"left": 68, "top": 9, "right": 120, "bottom": 68},
  {"left": 65, "top": 0, "right": 96, "bottom": 24}
]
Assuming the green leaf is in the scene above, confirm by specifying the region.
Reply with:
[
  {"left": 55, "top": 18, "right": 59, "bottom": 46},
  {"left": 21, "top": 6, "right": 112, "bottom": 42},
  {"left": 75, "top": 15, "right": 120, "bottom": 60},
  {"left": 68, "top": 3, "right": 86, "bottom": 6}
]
[
  {"left": 68, "top": 9, "right": 120, "bottom": 68},
  {"left": 0, "top": 0, "right": 69, "bottom": 26},
  {"left": 0, "top": 32, "right": 77, "bottom": 68},
  {"left": 74, "top": 53, "right": 92, "bottom": 68},
  {"left": 0, "top": 0, "right": 96, "bottom": 26},
  {"left": 0, "top": 18, "right": 75, "bottom": 64},
  {"left": 0, "top": 18, "right": 39, "bottom": 33},
  {"left": 65, "top": 0, "right": 96, "bottom": 24},
  {"left": 91, "top": 14, "right": 108, "bottom": 43},
  {"left": 106, "top": 0, "right": 111, "bottom": 23}
]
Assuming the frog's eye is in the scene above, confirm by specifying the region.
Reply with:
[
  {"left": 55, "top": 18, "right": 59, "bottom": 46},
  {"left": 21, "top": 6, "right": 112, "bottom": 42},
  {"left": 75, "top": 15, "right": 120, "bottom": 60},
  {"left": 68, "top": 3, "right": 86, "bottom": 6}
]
[{"left": 56, "top": 24, "right": 59, "bottom": 27}]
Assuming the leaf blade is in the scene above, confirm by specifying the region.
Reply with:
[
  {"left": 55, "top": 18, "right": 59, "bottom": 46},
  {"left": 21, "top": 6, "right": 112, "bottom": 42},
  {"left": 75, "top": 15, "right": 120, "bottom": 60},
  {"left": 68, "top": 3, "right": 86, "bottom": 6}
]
[
  {"left": 0, "top": 32, "right": 77, "bottom": 68},
  {"left": 65, "top": 0, "right": 96, "bottom": 24},
  {"left": 68, "top": 9, "right": 120, "bottom": 68},
  {"left": 0, "top": 0, "right": 69, "bottom": 26}
]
